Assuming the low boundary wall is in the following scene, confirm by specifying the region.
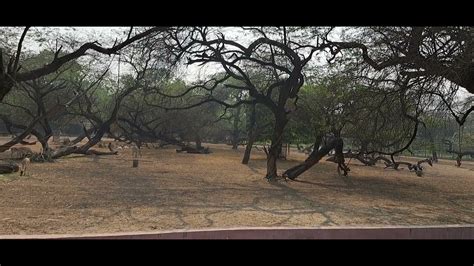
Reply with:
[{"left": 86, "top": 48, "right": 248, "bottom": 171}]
[{"left": 1, "top": 225, "right": 473, "bottom": 239}]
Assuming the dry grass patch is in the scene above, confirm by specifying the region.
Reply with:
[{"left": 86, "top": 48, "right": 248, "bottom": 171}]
[{"left": 0, "top": 140, "right": 473, "bottom": 235}]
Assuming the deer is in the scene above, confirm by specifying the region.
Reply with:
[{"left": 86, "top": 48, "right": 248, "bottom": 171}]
[
  {"left": 10, "top": 147, "right": 33, "bottom": 159},
  {"left": 19, "top": 156, "right": 31, "bottom": 176},
  {"left": 132, "top": 144, "right": 142, "bottom": 158}
]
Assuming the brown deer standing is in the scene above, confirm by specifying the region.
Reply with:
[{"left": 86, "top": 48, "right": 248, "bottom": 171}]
[
  {"left": 132, "top": 144, "right": 141, "bottom": 158},
  {"left": 19, "top": 156, "right": 31, "bottom": 176}
]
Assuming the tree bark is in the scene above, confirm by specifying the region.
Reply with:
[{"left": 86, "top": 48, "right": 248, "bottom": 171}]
[
  {"left": 283, "top": 136, "right": 348, "bottom": 180},
  {"left": 277, "top": 142, "right": 283, "bottom": 159},
  {"left": 51, "top": 123, "right": 112, "bottom": 159},
  {"left": 266, "top": 148, "right": 279, "bottom": 179},
  {"left": 51, "top": 145, "right": 80, "bottom": 159},
  {"left": 36, "top": 131, "right": 52, "bottom": 151},
  {"left": 0, "top": 117, "right": 37, "bottom": 152},
  {"left": 242, "top": 103, "right": 257, "bottom": 165},
  {"left": 265, "top": 112, "right": 288, "bottom": 179}
]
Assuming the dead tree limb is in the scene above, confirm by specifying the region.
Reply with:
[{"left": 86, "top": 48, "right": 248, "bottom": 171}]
[
  {"left": 384, "top": 158, "right": 433, "bottom": 176},
  {"left": 327, "top": 152, "right": 391, "bottom": 166},
  {"left": 0, "top": 163, "right": 19, "bottom": 174}
]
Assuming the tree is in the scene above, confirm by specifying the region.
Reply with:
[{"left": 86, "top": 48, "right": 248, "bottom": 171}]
[
  {"left": 328, "top": 27, "right": 474, "bottom": 94},
  {"left": 324, "top": 26, "right": 474, "bottom": 134},
  {"left": 241, "top": 102, "right": 273, "bottom": 164},
  {"left": 160, "top": 27, "right": 334, "bottom": 179},
  {"left": 0, "top": 27, "right": 168, "bottom": 102},
  {"left": 0, "top": 50, "right": 84, "bottom": 155}
]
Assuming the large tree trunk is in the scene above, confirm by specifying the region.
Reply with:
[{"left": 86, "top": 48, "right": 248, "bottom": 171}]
[
  {"left": 0, "top": 120, "right": 36, "bottom": 153},
  {"left": 242, "top": 104, "right": 257, "bottom": 165},
  {"left": 51, "top": 124, "right": 113, "bottom": 159},
  {"left": 266, "top": 148, "right": 279, "bottom": 179},
  {"left": 277, "top": 142, "right": 286, "bottom": 159},
  {"left": 265, "top": 112, "right": 288, "bottom": 179},
  {"left": 51, "top": 145, "right": 80, "bottom": 158},
  {"left": 51, "top": 143, "right": 118, "bottom": 158},
  {"left": 242, "top": 135, "right": 255, "bottom": 165},
  {"left": 283, "top": 136, "right": 348, "bottom": 180},
  {"left": 38, "top": 134, "right": 52, "bottom": 152}
]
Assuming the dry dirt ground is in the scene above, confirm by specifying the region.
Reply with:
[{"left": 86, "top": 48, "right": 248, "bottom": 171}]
[{"left": 0, "top": 138, "right": 473, "bottom": 235}]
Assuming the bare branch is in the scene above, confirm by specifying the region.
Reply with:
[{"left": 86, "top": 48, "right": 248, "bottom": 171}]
[{"left": 12, "top": 26, "right": 30, "bottom": 74}]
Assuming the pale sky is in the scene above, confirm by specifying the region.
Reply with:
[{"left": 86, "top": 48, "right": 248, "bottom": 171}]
[
  {"left": 4, "top": 27, "right": 331, "bottom": 84},
  {"left": 10, "top": 27, "right": 230, "bottom": 83}
]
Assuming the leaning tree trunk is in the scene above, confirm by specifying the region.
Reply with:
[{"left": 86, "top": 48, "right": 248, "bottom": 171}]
[
  {"left": 283, "top": 136, "right": 348, "bottom": 180},
  {"left": 0, "top": 123, "right": 35, "bottom": 152},
  {"left": 242, "top": 103, "right": 257, "bottom": 165},
  {"left": 51, "top": 145, "right": 79, "bottom": 159},
  {"left": 265, "top": 112, "right": 288, "bottom": 179},
  {"left": 51, "top": 124, "right": 116, "bottom": 159}
]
